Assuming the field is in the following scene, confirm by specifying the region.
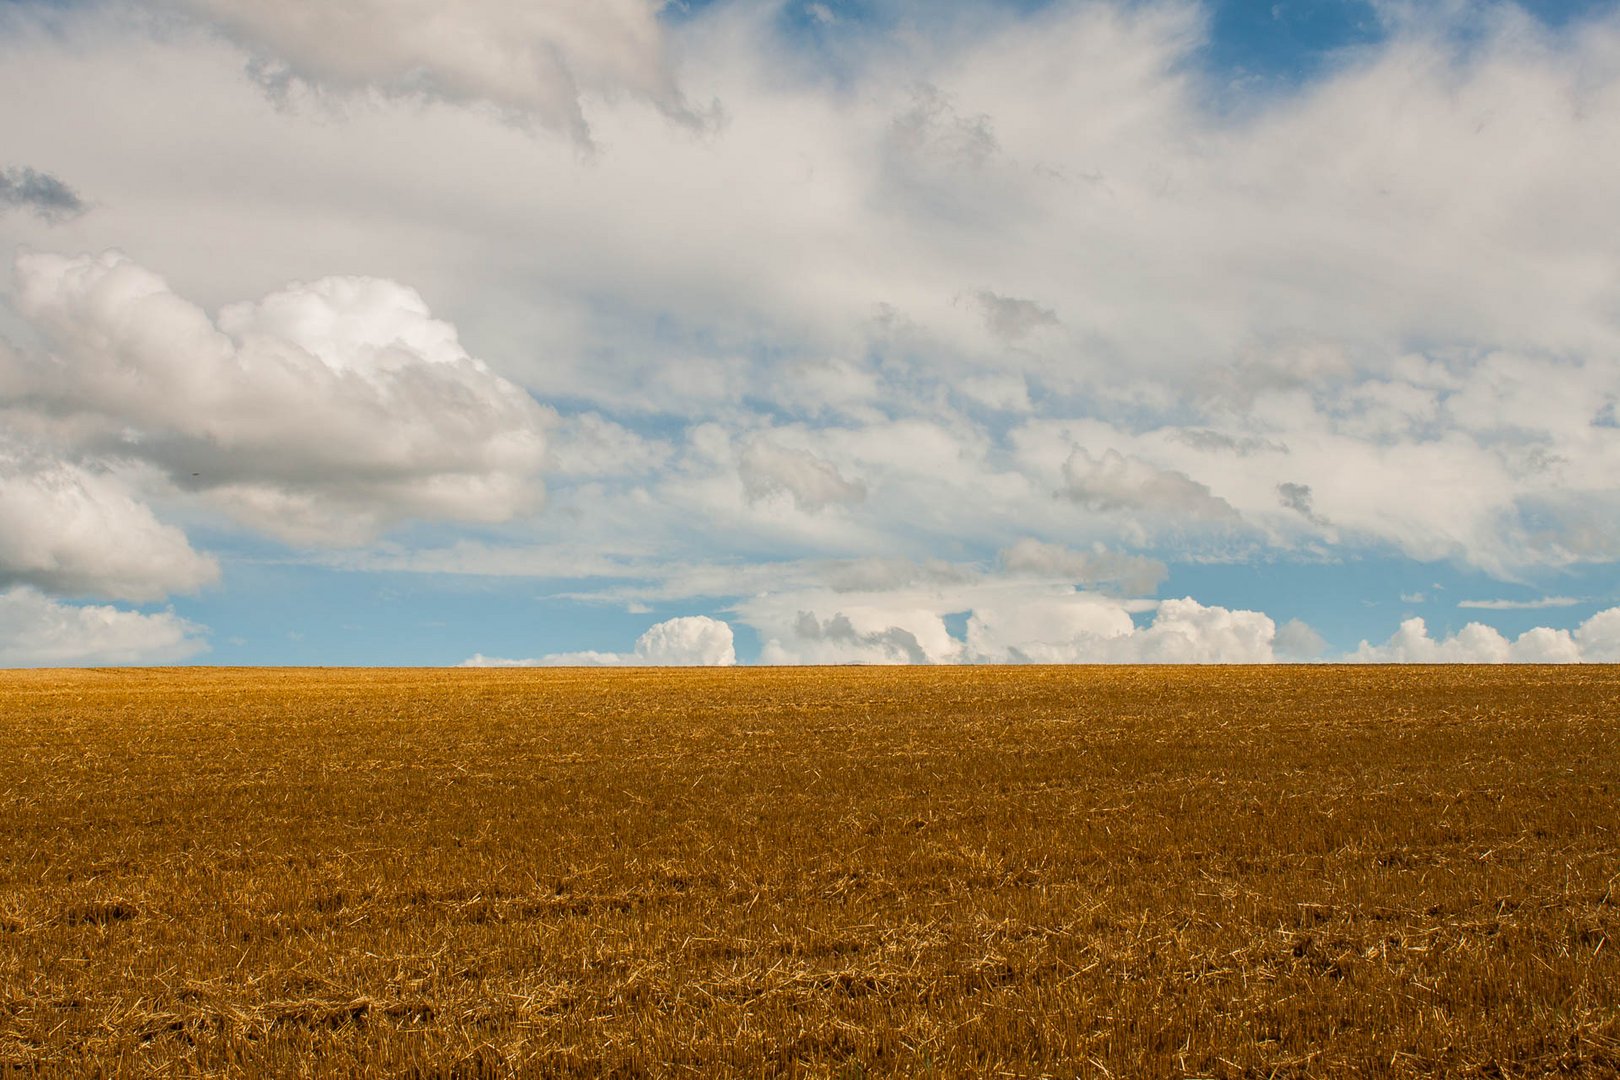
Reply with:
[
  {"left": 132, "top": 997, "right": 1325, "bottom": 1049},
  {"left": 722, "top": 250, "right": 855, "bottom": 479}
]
[{"left": 0, "top": 666, "right": 1617, "bottom": 1077}]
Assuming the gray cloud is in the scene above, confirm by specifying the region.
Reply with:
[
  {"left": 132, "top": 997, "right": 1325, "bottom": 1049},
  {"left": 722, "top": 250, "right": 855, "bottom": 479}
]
[
  {"left": 1062, "top": 449, "right": 1238, "bottom": 522},
  {"left": 999, "top": 538, "right": 1167, "bottom": 595},
  {"left": 974, "top": 291, "right": 1059, "bottom": 342},
  {"left": 1274, "top": 618, "right": 1327, "bottom": 660},
  {"left": 792, "top": 610, "right": 929, "bottom": 665},
  {"left": 1172, "top": 429, "right": 1288, "bottom": 456},
  {"left": 0, "top": 166, "right": 85, "bottom": 223},
  {"left": 1276, "top": 482, "right": 1314, "bottom": 517},
  {"left": 739, "top": 440, "right": 866, "bottom": 513},
  {"left": 889, "top": 84, "right": 998, "bottom": 172}
]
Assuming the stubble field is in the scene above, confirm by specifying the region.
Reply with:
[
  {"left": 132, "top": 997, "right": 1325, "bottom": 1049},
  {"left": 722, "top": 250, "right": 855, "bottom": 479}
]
[{"left": 0, "top": 665, "right": 1617, "bottom": 1077}]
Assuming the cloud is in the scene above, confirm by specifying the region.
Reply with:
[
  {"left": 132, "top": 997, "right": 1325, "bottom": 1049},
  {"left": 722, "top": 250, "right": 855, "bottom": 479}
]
[
  {"left": 773, "top": 610, "right": 937, "bottom": 665},
  {"left": 998, "top": 538, "right": 1167, "bottom": 594},
  {"left": 1115, "top": 598, "right": 1279, "bottom": 663},
  {"left": 4, "top": 250, "right": 547, "bottom": 545},
  {"left": 464, "top": 614, "right": 736, "bottom": 667},
  {"left": 1575, "top": 608, "right": 1620, "bottom": 662},
  {"left": 542, "top": 411, "right": 672, "bottom": 478},
  {"left": 164, "top": 0, "right": 697, "bottom": 146},
  {"left": 1171, "top": 430, "right": 1289, "bottom": 457},
  {"left": 1274, "top": 618, "right": 1327, "bottom": 660},
  {"left": 973, "top": 290, "right": 1058, "bottom": 342},
  {"left": 5, "top": 0, "right": 1620, "bottom": 607},
  {"left": 887, "top": 83, "right": 999, "bottom": 175},
  {"left": 1457, "top": 596, "right": 1582, "bottom": 610},
  {"left": 748, "top": 584, "right": 1286, "bottom": 665},
  {"left": 0, "top": 166, "right": 85, "bottom": 223},
  {"left": 0, "top": 449, "right": 218, "bottom": 601},
  {"left": 1351, "top": 616, "right": 1573, "bottom": 663},
  {"left": 1276, "top": 482, "right": 1319, "bottom": 521},
  {"left": 0, "top": 586, "right": 207, "bottom": 666},
  {"left": 1350, "top": 607, "right": 1620, "bottom": 663},
  {"left": 757, "top": 609, "right": 957, "bottom": 665},
  {"left": 633, "top": 614, "right": 737, "bottom": 665},
  {"left": 738, "top": 439, "right": 867, "bottom": 513},
  {"left": 1061, "top": 449, "right": 1238, "bottom": 522}
]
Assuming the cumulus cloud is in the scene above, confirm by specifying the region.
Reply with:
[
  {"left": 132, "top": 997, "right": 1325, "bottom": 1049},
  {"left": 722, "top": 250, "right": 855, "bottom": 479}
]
[
  {"left": 0, "top": 586, "right": 207, "bottom": 666},
  {"left": 769, "top": 610, "right": 941, "bottom": 665},
  {"left": 738, "top": 439, "right": 866, "bottom": 513},
  {"left": 1352, "top": 607, "right": 1620, "bottom": 662},
  {"left": 749, "top": 585, "right": 1287, "bottom": 665},
  {"left": 165, "top": 0, "right": 696, "bottom": 145},
  {"left": 0, "top": 450, "right": 217, "bottom": 601},
  {"left": 4, "top": 250, "right": 547, "bottom": 545},
  {"left": 464, "top": 614, "right": 736, "bottom": 667},
  {"left": 1576, "top": 608, "right": 1620, "bottom": 662},
  {"left": 1108, "top": 598, "right": 1279, "bottom": 663},
  {"left": 1351, "top": 617, "right": 1569, "bottom": 663},
  {"left": 961, "top": 592, "right": 1135, "bottom": 664},
  {"left": 1061, "top": 449, "right": 1238, "bottom": 522},
  {"left": 0, "top": 166, "right": 85, "bottom": 223}
]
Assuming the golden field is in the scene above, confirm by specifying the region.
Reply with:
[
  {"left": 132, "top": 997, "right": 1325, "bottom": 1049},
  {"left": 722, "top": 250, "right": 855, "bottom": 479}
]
[{"left": 0, "top": 665, "right": 1617, "bottom": 1077}]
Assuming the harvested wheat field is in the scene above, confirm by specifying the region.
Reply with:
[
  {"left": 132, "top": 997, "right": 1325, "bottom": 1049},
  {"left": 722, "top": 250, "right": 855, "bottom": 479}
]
[{"left": 0, "top": 666, "right": 1617, "bottom": 1077}]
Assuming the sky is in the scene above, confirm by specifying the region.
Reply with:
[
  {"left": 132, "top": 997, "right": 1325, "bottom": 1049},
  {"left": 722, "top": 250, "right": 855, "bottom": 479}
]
[{"left": 3, "top": 0, "right": 1620, "bottom": 667}]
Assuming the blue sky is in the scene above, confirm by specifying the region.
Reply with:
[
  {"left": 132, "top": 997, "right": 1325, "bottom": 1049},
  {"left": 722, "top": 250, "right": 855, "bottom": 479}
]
[{"left": 2, "top": 0, "right": 1620, "bottom": 666}]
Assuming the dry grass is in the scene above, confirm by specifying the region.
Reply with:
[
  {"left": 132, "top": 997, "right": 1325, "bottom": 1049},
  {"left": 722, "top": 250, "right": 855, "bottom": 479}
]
[{"left": 0, "top": 665, "right": 1617, "bottom": 1077}]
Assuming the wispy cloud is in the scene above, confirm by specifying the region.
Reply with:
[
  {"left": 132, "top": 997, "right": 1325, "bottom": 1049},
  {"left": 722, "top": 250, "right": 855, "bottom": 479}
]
[{"left": 1457, "top": 597, "right": 1583, "bottom": 611}]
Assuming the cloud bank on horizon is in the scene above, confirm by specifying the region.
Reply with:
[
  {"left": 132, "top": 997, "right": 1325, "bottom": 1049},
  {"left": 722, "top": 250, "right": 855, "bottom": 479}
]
[{"left": 1, "top": 0, "right": 1618, "bottom": 665}]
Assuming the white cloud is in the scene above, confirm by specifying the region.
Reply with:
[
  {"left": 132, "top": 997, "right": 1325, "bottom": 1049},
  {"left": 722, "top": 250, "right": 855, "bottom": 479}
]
[
  {"left": 164, "top": 0, "right": 695, "bottom": 146},
  {"left": 1115, "top": 598, "right": 1277, "bottom": 663},
  {"left": 633, "top": 614, "right": 737, "bottom": 665},
  {"left": 0, "top": 586, "right": 207, "bottom": 666},
  {"left": 5, "top": 250, "right": 548, "bottom": 545},
  {"left": 748, "top": 584, "right": 1284, "bottom": 665},
  {"left": 0, "top": 448, "right": 217, "bottom": 600},
  {"left": 1457, "top": 596, "right": 1582, "bottom": 610},
  {"left": 3, "top": 0, "right": 1620, "bottom": 614},
  {"left": 1349, "top": 611, "right": 1620, "bottom": 663},
  {"left": 1575, "top": 608, "right": 1620, "bottom": 662},
  {"left": 962, "top": 592, "right": 1135, "bottom": 664},
  {"left": 464, "top": 614, "right": 736, "bottom": 667}
]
